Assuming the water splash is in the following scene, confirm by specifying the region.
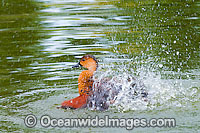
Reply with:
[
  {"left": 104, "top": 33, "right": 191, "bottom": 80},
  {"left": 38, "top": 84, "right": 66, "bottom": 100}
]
[
  {"left": 87, "top": 63, "right": 147, "bottom": 111},
  {"left": 87, "top": 61, "right": 200, "bottom": 112}
]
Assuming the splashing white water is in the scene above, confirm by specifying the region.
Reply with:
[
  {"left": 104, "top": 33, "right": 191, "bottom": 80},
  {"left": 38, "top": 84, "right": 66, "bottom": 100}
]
[{"left": 90, "top": 62, "right": 199, "bottom": 112}]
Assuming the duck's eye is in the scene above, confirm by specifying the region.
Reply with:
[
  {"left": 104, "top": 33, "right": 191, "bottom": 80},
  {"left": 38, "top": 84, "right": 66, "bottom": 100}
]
[{"left": 82, "top": 59, "right": 85, "bottom": 61}]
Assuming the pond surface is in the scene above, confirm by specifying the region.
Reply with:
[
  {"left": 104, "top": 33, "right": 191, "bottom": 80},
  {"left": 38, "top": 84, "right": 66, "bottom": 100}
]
[{"left": 0, "top": 0, "right": 199, "bottom": 132}]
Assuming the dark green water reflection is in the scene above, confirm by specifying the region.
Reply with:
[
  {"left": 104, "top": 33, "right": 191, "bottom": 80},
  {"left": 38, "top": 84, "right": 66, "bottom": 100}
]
[
  {"left": 107, "top": 0, "right": 199, "bottom": 72},
  {"left": 0, "top": 0, "right": 199, "bottom": 132}
]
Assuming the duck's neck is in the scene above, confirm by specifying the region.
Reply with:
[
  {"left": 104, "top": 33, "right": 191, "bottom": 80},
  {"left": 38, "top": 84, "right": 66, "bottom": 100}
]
[
  {"left": 88, "top": 65, "right": 97, "bottom": 72},
  {"left": 78, "top": 66, "right": 97, "bottom": 96}
]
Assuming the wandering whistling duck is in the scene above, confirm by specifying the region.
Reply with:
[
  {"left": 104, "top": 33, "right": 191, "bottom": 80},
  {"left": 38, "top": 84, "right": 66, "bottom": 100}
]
[
  {"left": 61, "top": 54, "right": 98, "bottom": 109},
  {"left": 61, "top": 54, "right": 148, "bottom": 110}
]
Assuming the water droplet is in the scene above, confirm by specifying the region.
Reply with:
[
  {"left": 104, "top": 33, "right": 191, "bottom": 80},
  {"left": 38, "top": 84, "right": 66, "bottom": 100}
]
[{"left": 158, "top": 64, "right": 163, "bottom": 68}]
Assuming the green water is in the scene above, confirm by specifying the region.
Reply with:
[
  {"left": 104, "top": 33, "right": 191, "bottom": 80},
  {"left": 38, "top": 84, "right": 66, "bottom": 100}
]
[{"left": 0, "top": 0, "right": 199, "bottom": 132}]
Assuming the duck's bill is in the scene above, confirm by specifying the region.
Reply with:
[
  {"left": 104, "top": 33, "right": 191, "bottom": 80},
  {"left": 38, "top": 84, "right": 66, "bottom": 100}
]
[{"left": 72, "top": 62, "right": 81, "bottom": 68}]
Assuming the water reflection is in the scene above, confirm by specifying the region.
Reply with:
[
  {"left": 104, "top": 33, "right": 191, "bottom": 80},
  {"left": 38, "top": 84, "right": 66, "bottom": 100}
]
[
  {"left": 106, "top": 0, "right": 199, "bottom": 73},
  {"left": 0, "top": 0, "right": 45, "bottom": 96}
]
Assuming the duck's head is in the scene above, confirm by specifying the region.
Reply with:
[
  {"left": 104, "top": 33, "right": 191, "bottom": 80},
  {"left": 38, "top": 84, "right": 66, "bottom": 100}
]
[{"left": 72, "top": 54, "right": 98, "bottom": 71}]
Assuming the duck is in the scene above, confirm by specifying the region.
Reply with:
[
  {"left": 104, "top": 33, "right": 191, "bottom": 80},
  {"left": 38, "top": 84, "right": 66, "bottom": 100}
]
[
  {"left": 61, "top": 54, "right": 148, "bottom": 110},
  {"left": 61, "top": 54, "right": 98, "bottom": 109}
]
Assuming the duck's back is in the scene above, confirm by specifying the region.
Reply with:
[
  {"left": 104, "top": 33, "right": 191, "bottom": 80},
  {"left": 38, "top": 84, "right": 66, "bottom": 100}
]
[
  {"left": 87, "top": 78, "right": 117, "bottom": 110},
  {"left": 87, "top": 76, "right": 148, "bottom": 111}
]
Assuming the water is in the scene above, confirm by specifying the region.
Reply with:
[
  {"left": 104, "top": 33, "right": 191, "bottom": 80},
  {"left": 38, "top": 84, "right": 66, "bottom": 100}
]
[{"left": 0, "top": 0, "right": 199, "bottom": 132}]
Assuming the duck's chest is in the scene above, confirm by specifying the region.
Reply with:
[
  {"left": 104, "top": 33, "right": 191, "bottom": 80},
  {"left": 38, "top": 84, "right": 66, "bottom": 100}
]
[{"left": 78, "top": 71, "right": 94, "bottom": 95}]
